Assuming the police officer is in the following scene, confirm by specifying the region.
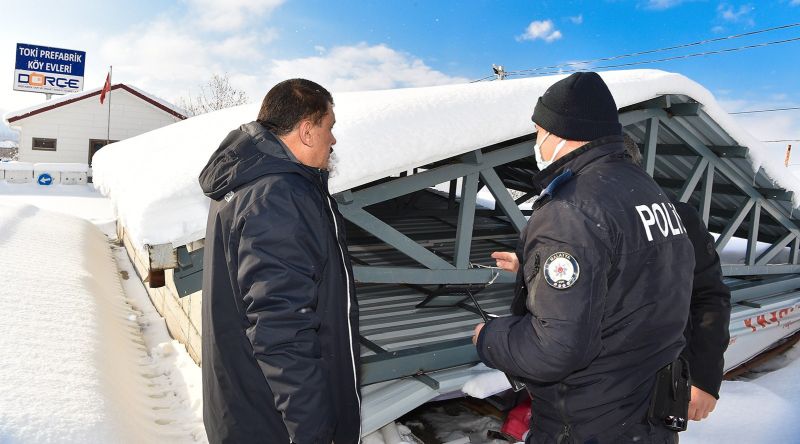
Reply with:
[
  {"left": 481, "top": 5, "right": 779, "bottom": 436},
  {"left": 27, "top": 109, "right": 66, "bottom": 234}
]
[
  {"left": 623, "top": 136, "right": 732, "bottom": 423},
  {"left": 473, "top": 72, "right": 695, "bottom": 443}
]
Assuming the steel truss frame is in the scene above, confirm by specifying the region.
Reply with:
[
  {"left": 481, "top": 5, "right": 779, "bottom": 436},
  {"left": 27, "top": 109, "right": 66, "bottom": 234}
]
[{"left": 168, "top": 96, "right": 800, "bottom": 387}]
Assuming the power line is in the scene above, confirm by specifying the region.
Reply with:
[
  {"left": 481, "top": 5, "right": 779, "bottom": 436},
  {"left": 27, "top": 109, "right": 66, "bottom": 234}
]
[
  {"left": 762, "top": 139, "right": 800, "bottom": 143},
  {"left": 470, "top": 75, "right": 495, "bottom": 83},
  {"left": 730, "top": 106, "right": 800, "bottom": 114},
  {"left": 511, "top": 22, "right": 800, "bottom": 75},
  {"left": 504, "top": 36, "right": 800, "bottom": 78}
]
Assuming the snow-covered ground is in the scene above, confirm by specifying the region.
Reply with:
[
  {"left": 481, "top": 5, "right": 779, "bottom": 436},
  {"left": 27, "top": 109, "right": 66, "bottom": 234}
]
[
  {"left": 681, "top": 342, "right": 800, "bottom": 443},
  {"left": 0, "top": 182, "right": 115, "bottom": 233},
  {"left": 0, "top": 184, "right": 206, "bottom": 443},
  {"left": 1, "top": 183, "right": 799, "bottom": 443},
  {"left": 454, "top": 341, "right": 800, "bottom": 444}
]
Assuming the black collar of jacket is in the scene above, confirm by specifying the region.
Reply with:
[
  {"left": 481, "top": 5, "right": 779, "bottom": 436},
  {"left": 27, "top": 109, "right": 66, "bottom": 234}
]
[
  {"left": 240, "top": 122, "right": 299, "bottom": 163},
  {"left": 199, "top": 121, "right": 328, "bottom": 201},
  {"left": 532, "top": 134, "right": 625, "bottom": 191}
]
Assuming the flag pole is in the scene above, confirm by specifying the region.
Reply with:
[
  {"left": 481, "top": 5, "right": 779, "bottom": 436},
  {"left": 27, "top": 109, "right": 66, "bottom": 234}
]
[{"left": 106, "top": 65, "right": 112, "bottom": 146}]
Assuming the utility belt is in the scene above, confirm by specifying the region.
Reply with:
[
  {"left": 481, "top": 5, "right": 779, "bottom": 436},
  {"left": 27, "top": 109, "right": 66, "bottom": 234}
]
[{"left": 648, "top": 356, "right": 691, "bottom": 432}]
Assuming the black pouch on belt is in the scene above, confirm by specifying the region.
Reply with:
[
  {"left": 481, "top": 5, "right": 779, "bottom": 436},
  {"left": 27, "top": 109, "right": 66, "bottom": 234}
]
[{"left": 648, "top": 356, "right": 691, "bottom": 432}]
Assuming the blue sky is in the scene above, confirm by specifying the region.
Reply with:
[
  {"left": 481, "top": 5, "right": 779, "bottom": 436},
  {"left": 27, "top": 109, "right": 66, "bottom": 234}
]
[{"left": 2, "top": 0, "right": 799, "bottom": 145}]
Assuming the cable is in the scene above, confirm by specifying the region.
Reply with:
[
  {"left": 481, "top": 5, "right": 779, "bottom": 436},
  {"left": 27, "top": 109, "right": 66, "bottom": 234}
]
[
  {"left": 730, "top": 107, "right": 800, "bottom": 114},
  {"left": 470, "top": 75, "right": 496, "bottom": 83},
  {"left": 504, "top": 36, "right": 800, "bottom": 77},
  {"left": 762, "top": 139, "right": 800, "bottom": 143},
  {"left": 511, "top": 22, "right": 800, "bottom": 74}
]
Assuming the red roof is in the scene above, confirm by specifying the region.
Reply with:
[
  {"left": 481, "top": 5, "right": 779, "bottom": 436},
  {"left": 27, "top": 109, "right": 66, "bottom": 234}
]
[{"left": 6, "top": 84, "right": 187, "bottom": 123}]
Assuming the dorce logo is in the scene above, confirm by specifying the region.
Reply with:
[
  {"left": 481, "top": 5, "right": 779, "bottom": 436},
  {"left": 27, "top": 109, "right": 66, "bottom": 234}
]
[
  {"left": 635, "top": 202, "right": 686, "bottom": 241},
  {"left": 17, "top": 72, "right": 80, "bottom": 89}
]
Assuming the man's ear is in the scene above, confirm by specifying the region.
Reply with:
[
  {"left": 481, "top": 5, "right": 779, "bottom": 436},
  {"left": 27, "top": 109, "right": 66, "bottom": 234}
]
[{"left": 298, "top": 119, "right": 314, "bottom": 147}]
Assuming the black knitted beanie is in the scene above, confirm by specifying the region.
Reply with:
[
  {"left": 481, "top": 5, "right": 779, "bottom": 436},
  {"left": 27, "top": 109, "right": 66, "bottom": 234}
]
[{"left": 532, "top": 72, "right": 621, "bottom": 141}]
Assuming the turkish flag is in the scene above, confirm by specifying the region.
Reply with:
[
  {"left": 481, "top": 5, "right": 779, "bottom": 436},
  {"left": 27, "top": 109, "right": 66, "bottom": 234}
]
[{"left": 100, "top": 73, "right": 111, "bottom": 104}]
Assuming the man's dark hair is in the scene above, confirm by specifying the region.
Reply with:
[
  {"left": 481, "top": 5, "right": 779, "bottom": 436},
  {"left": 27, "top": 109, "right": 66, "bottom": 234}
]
[
  {"left": 257, "top": 79, "right": 333, "bottom": 136},
  {"left": 623, "top": 134, "right": 643, "bottom": 167}
]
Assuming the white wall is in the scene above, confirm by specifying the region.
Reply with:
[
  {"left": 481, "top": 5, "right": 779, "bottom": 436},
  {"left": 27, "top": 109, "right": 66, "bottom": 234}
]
[{"left": 14, "top": 89, "right": 182, "bottom": 164}]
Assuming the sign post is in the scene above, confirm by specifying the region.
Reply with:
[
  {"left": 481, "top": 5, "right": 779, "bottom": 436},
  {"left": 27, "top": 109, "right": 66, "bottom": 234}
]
[{"left": 13, "top": 43, "right": 86, "bottom": 97}]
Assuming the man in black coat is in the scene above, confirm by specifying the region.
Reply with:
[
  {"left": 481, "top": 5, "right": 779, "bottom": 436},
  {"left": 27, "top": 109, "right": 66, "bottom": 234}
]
[
  {"left": 474, "top": 72, "right": 694, "bottom": 443},
  {"left": 623, "top": 136, "right": 732, "bottom": 421},
  {"left": 199, "top": 79, "right": 361, "bottom": 444}
]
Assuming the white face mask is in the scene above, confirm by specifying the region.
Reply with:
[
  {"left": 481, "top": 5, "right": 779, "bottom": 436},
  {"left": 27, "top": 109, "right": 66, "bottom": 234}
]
[{"left": 534, "top": 131, "right": 567, "bottom": 171}]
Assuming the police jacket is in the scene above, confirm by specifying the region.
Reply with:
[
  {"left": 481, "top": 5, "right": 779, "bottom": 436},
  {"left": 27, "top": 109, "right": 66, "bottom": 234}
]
[
  {"left": 674, "top": 202, "right": 731, "bottom": 399},
  {"left": 477, "top": 136, "right": 695, "bottom": 443},
  {"left": 199, "top": 122, "right": 361, "bottom": 444}
]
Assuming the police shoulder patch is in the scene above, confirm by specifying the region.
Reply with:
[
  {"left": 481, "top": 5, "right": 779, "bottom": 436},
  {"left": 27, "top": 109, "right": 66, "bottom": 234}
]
[{"left": 543, "top": 252, "right": 580, "bottom": 289}]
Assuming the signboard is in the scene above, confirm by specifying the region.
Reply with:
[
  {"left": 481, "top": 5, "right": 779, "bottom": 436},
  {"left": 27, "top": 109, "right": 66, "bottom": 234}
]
[{"left": 14, "top": 43, "right": 86, "bottom": 95}]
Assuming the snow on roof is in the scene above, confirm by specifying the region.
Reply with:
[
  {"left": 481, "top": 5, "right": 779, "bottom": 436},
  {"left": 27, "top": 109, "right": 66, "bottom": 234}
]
[
  {"left": 0, "top": 161, "right": 34, "bottom": 171},
  {"left": 4, "top": 84, "right": 186, "bottom": 123},
  {"left": 91, "top": 69, "right": 798, "bottom": 249},
  {"left": 0, "top": 141, "right": 18, "bottom": 148},
  {"left": 33, "top": 162, "right": 90, "bottom": 173}
]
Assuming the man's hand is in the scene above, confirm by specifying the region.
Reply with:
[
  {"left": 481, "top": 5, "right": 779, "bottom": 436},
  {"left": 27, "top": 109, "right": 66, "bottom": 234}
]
[
  {"left": 472, "top": 323, "right": 485, "bottom": 345},
  {"left": 688, "top": 386, "right": 717, "bottom": 421},
  {"left": 491, "top": 251, "right": 519, "bottom": 273}
]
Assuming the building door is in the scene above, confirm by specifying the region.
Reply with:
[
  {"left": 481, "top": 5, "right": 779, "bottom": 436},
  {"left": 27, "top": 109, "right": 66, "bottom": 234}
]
[{"left": 88, "top": 139, "right": 118, "bottom": 165}]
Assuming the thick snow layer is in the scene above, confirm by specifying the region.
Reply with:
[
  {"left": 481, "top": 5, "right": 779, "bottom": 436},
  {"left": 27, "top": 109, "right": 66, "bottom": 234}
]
[
  {"left": 0, "top": 182, "right": 115, "bottom": 228},
  {"left": 32, "top": 162, "right": 90, "bottom": 173},
  {"left": 0, "top": 204, "right": 128, "bottom": 442},
  {"left": 0, "top": 189, "right": 205, "bottom": 442},
  {"left": 91, "top": 69, "right": 795, "bottom": 249},
  {"left": 681, "top": 343, "right": 800, "bottom": 443},
  {"left": 0, "top": 161, "right": 33, "bottom": 171}
]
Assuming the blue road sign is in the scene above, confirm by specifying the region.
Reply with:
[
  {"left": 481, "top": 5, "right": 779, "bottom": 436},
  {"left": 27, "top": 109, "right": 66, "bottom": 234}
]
[{"left": 37, "top": 173, "right": 53, "bottom": 186}]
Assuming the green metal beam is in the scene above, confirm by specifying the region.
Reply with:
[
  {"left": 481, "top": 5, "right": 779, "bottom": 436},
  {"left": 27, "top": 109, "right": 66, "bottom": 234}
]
[
  {"left": 715, "top": 198, "right": 756, "bottom": 253},
  {"left": 353, "top": 266, "right": 515, "bottom": 285},
  {"left": 677, "top": 158, "right": 709, "bottom": 202},
  {"left": 638, "top": 143, "right": 748, "bottom": 158},
  {"left": 173, "top": 246, "right": 204, "bottom": 297},
  {"left": 656, "top": 110, "right": 800, "bottom": 236},
  {"left": 700, "top": 163, "right": 715, "bottom": 226},
  {"left": 346, "top": 143, "right": 532, "bottom": 208},
  {"left": 359, "top": 338, "right": 479, "bottom": 386},
  {"left": 747, "top": 202, "right": 762, "bottom": 265},
  {"left": 479, "top": 167, "right": 528, "bottom": 233},
  {"left": 643, "top": 118, "right": 659, "bottom": 176},
  {"left": 668, "top": 102, "right": 701, "bottom": 117},
  {"left": 454, "top": 173, "right": 479, "bottom": 268},
  {"left": 729, "top": 275, "right": 800, "bottom": 303},
  {"left": 755, "top": 232, "right": 796, "bottom": 266},
  {"left": 655, "top": 178, "right": 793, "bottom": 201},
  {"left": 723, "top": 264, "right": 800, "bottom": 276}
]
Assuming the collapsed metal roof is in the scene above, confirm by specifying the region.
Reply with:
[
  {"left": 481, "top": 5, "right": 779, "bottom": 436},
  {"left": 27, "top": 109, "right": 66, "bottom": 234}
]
[{"left": 164, "top": 91, "right": 800, "bottom": 435}]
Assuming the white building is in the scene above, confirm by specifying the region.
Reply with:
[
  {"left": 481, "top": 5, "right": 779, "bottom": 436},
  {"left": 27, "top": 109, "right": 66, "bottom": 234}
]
[{"left": 4, "top": 84, "right": 186, "bottom": 164}]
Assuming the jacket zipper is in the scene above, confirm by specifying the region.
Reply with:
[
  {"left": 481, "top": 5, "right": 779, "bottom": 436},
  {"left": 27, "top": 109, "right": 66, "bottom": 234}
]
[
  {"left": 556, "top": 383, "right": 572, "bottom": 444},
  {"left": 323, "top": 190, "right": 362, "bottom": 442}
]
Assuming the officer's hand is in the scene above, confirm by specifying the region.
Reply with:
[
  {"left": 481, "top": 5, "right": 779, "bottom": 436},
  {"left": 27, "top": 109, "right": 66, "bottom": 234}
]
[
  {"left": 491, "top": 251, "right": 519, "bottom": 273},
  {"left": 472, "top": 323, "right": 485, "bottom": 345},
  {"left": 688, "top": 386, "right": 717, "bottom": 421}
]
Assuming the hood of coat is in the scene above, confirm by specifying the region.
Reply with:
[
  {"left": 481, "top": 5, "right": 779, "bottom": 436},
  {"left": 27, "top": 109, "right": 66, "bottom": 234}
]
[{"left": 199, "top": 121, "right": 326, "bottom": 201}]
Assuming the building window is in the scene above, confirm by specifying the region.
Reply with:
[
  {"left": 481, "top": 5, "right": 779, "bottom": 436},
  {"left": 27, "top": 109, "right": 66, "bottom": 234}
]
[{"left": 32, "top": 138, "right": 57, "bottom": 151}]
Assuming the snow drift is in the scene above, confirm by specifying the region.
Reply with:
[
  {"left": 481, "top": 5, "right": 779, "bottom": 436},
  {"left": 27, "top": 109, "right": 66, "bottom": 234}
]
[{"left": 0, "top": 203, "right": 204, "bottom": 443}]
